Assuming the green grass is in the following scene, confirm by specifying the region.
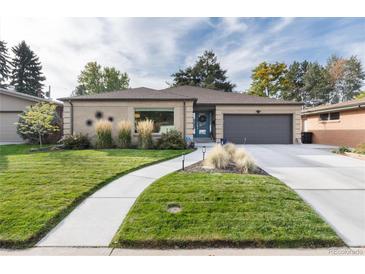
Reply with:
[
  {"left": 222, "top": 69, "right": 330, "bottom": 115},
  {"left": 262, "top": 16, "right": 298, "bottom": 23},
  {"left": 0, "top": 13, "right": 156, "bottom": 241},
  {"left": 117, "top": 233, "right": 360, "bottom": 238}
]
[
  {"left": 112, "top": 172, "right": 343, "bottom": 248},
  {"left": 0, "top": 144, "right": 191, "bottom": 248}
]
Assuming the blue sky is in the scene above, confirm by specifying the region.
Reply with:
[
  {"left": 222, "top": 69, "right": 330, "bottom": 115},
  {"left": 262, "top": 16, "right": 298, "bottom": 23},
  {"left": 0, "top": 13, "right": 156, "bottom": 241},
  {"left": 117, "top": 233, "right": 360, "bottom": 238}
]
[{"left": 0, "top": 17, "right": 364, "bottom": 99}]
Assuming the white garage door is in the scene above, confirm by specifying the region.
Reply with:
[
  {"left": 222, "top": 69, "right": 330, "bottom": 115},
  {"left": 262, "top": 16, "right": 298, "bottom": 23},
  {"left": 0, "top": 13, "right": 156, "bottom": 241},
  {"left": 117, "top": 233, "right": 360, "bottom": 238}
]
[{"left": 0, "top": 112, "right": 23, "bottom": 142}]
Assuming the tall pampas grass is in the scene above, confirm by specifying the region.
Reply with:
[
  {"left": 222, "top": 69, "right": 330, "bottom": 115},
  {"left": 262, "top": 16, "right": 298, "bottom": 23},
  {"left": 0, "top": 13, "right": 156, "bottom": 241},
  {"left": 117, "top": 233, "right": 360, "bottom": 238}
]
[
  {"left": 95, "top": 120, "right": 113, "bottom": 148},
  {"left": 117, "top": 120, "right": 132, "bottom": 148},
  {"left": 136, "top": 119, "right": 154, "bottom": 149}
]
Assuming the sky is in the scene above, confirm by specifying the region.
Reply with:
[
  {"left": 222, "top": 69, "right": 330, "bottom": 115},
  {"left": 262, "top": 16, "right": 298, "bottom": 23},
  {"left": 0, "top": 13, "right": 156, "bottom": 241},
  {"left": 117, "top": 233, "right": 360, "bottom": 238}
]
[{"left": 0, "top": 17, "right": 364, "bottom": 99}]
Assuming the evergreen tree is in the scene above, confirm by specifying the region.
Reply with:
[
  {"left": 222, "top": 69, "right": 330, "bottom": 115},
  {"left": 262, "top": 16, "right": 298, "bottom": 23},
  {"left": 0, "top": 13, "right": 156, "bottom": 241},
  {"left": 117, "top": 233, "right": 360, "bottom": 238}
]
[
  {"left": 303, "top": 62, "right": 332, "bottom": 105},
  {"left": 0, "top": 40, "right": 11, "bottom": 88},
  {"left": 282, "top": 61, "right": 309, "bottom": 102},
  {"left": 10, "top": 41, "right": 46, "bottom": 97},
  {"left": 170, "top": 50, "right": 236, "bottom": 92}
]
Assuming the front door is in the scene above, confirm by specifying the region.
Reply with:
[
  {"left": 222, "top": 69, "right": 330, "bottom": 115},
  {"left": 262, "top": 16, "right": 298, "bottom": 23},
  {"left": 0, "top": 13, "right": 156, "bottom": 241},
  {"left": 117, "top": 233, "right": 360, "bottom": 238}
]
[{"left": 194, "top": 112, "right": 211, "bottom": 138}]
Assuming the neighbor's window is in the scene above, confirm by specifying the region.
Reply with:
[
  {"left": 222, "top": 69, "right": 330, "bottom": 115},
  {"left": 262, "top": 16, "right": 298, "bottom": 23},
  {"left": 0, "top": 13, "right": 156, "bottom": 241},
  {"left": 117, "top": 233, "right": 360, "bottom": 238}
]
[
  {"left": 319, "top": 113, "right": 329, "bottom": 121},
  {"left": 330, "top": 112, "right": 340, "bottom": 120},
  {"left": 319, "top": 112, "right": 340, "bottom": 121},
  {"left": 134, "top": 108, "right": 174, "bottom": 133}
]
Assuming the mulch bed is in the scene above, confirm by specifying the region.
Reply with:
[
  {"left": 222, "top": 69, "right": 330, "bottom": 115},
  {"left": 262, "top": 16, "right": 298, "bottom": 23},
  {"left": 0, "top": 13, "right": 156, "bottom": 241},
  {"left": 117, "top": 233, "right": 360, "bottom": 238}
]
[{"left": 182, "top": 160, "right": 268, "bottom": 175}]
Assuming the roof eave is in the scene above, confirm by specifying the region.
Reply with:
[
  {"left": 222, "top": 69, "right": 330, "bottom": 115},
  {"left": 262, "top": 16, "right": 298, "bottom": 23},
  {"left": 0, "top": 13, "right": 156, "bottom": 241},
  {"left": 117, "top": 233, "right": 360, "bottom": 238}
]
[{"left": 302, "top": 103, "right": 365, "bottom": 115}]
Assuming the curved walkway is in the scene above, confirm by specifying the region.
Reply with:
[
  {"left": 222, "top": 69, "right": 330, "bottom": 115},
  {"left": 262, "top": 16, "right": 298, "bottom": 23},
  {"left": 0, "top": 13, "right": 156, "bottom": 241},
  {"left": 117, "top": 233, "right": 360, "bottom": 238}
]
[{"left": 37, "top": 148, "right": 209, "bottom": 247}]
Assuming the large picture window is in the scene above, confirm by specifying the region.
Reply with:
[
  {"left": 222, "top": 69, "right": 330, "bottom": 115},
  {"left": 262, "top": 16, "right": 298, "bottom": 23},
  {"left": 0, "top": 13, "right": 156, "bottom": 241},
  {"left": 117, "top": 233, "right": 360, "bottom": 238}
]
[{"left": 134, "top": 108, "right": 174, "bottom": 133}]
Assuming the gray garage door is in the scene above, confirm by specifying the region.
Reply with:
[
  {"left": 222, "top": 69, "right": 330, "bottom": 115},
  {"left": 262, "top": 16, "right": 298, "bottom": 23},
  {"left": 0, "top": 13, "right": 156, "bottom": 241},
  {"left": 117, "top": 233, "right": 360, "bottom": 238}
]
[
  {"left": 223, "top": 114, "right": 293, "bottom": 144},
  {"left": 0, "top": 112, "right": 23, "bottom": 142}
]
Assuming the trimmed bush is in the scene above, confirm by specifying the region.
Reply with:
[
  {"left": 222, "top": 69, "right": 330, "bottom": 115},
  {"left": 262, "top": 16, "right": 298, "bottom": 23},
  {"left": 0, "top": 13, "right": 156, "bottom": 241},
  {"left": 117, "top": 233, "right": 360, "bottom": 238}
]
[
  {"left": 157, "top": 129, "right": 186, "bottom": 149},
  {"left": 95, "top": 120, "right": 113, "bottom": 148},
  {"left": 204, "top": 144, "right": 230, "bottom": 169},
  {"left": 58, "top": 133, "right": 90, "bottom": 150},
  {"left": 116, "top": 120, "right": 132, "bottom": 148},
  {"left": 136, "top": 119, "right": 154, "bottom": 149}
]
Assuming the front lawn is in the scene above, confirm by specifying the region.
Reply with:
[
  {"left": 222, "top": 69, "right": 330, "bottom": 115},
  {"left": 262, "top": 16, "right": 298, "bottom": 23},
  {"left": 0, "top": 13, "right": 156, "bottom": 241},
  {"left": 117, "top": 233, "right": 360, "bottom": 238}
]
[
  {"left": 112, "top": 172, "right": 343, "bottom": 248},
  {"left": 0, "top": 144, "right": 190, "bottom": 248}
]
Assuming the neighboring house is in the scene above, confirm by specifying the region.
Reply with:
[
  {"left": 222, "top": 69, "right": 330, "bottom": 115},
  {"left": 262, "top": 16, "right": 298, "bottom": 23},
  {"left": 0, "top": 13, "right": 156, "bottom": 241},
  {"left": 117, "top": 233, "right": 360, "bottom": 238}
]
[
  {"left": 302, "top": 98, "right": 365, "bottom": 147},
  {"left": 59, "top": 86, "right": 302, "bottom": 144},
  {"left": 0, "top": 88, "right": 63, "bottom": 143}
]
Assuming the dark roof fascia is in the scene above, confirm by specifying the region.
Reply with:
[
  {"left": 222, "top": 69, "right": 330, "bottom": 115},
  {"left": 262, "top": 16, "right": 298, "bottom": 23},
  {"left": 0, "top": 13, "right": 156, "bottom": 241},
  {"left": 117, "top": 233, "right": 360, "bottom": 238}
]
[
  {"left": 196, "top": 102, "right": 304, "bottom": 106},
  {"left": 59, "top": 97, "right": 197, "bottom": 102}
]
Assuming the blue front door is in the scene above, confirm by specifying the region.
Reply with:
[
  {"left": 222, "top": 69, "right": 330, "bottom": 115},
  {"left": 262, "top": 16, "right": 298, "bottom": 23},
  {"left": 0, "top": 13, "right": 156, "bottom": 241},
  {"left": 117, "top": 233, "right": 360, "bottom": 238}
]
[{"left": 194, "top": 112, "right": 211, "bottom": 138}]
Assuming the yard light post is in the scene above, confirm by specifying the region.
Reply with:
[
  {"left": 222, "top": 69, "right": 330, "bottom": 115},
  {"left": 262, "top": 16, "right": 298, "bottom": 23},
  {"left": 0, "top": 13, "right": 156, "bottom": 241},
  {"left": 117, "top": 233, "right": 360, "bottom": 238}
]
[
  {"left": 182, "top": 154, "right": 185, "bottom": 171},
  {"left": 202, "top": 146, "right": 206, "bottom": 160}
]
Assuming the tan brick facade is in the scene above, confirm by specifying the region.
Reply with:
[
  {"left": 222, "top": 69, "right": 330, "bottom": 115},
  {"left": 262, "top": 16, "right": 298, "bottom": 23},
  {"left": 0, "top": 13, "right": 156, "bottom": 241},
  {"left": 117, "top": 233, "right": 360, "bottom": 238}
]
[
  {"left": 302, "top": 108, "right": 365, "bottom": 147},
  {"left": 62, "top": 100, "right": 194, "bottom": 144}
]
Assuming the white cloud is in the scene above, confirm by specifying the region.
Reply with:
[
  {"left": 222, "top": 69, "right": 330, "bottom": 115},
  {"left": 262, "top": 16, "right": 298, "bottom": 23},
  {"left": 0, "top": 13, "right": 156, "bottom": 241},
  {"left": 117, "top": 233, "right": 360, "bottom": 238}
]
[
  {"left": 0, "top": 17, "right": 363, "bottom": 97},
  {"left": 0, "top": 17, "right": 208, "bottom": 99},
  {"left": 269, "top": 17, "right": 294, "bottom": 33}
]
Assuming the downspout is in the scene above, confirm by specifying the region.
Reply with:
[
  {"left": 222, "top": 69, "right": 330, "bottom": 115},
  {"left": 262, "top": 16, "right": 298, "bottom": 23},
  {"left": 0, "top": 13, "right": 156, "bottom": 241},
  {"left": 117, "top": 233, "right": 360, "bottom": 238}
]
[
  {"left": 183, "top": 100, "right": 186, "bottom": 138},
  {"left": 69, "top": 100, "right": 74, "bottom": 135}
]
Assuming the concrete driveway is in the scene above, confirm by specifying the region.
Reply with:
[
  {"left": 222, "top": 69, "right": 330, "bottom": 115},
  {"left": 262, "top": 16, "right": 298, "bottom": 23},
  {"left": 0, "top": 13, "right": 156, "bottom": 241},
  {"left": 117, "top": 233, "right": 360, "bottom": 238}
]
[{"left": 243, "top": 144, "right": 365, "bottom": 247}]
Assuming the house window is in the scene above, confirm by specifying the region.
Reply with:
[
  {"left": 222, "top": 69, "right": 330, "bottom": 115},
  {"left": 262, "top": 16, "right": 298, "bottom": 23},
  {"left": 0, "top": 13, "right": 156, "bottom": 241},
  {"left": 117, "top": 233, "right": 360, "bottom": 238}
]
[
  {"left": 319, "top": 112, "right": 340, "bottom": 121},
  {"left": 134, "top": 108, "right": 174, "bottom": 133},
  {"left": 330, "top": 112, "right": 340, "bottom": 120},
  {"left": 319, "top": 113, "right": 329, "bottom": 121}
]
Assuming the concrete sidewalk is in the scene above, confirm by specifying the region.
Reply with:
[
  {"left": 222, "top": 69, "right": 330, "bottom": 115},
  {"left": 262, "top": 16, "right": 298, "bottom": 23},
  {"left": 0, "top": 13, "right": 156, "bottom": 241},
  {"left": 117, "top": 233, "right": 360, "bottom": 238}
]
[
  {"left": 1, "top": 247, "right": 364, "bottom": 256},
  {"left": 243, "top": 144, "right": 365, "bottom": 247},
  {"left": 37, "top": 148, "right": 207, "bottom": 247}
]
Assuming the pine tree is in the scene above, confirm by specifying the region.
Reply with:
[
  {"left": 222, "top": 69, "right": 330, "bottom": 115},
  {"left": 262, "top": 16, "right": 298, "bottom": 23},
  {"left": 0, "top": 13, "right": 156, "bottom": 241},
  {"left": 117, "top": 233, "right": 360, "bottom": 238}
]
[
  {"left": 10, "top": 41, "right": 46, "bottom": 97},
  {"left": 170, "top": 50, "right": 236, "bottom": 92},
  {"left": 0, "top": 40, "right": 11, "bottom": 88}
]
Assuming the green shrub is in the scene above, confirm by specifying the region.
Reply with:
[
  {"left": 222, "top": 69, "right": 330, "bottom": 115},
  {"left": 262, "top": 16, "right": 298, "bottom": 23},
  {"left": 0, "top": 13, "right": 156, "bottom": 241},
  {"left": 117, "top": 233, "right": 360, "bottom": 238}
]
[
  {"left": 354, "top": 143, "right": 365, "bottom": 155},
  {"left": 117, "top": 120, "right": 132, "bottom": 148},
  {"left": 95, "top": 120, "right": 113, "bottom": 148},
  {"left": 58, "top": 133, "right": 90, "bottom": 150},
  {"left": 334, "top": 146, "right": 351, "bottom": 154},
  {"left": 136, "top": 119, "right": 154, "bottom": 149},
  {"left": 157, "top": 129, "right": 186, "bottom": 149}
]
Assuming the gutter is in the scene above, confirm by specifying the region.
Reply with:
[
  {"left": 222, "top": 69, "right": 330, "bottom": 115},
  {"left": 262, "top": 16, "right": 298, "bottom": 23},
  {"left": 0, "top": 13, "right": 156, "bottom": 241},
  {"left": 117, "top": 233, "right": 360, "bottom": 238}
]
[
  {"left": 183, "top": 100, "right": 186, "bottom": 137},
  {"left": 302, "top": 103, "right": 365, "bottom": 116},
  {"left": 69, "top": 100, "right": 74, "bottom": 135}
]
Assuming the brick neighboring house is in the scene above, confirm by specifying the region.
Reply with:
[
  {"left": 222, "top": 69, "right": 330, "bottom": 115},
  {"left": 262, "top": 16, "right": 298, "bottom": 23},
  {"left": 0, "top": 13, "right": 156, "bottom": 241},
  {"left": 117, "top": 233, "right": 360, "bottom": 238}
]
[{"left": 301, "top": 98, "right": 365, "bottom": 147}]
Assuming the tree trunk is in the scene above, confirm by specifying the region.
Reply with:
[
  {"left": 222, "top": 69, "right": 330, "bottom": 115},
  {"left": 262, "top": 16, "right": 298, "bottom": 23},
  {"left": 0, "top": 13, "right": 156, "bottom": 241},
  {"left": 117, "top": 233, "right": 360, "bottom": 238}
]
[{"left": 39, "top": 132, "right": 42, "bottom": 148}]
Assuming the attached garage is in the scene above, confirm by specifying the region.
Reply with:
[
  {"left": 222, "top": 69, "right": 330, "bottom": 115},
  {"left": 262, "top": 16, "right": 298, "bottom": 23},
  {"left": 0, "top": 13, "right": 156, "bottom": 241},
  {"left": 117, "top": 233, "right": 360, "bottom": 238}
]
[
  {"left": 0, "top": 89, "right": 62, "bottom": 143},
  {"left": 223, "top": 114, "right": 293, "bottom": 144},
  {"left": 0, "top": 112, "right": 23, "bottom": 142}
]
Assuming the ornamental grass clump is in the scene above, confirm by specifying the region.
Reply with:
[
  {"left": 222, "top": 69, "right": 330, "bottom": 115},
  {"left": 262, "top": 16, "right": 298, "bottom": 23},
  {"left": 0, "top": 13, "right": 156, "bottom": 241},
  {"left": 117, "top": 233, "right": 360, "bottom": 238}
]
[
  {"left": 204, "top": 144, "right": 230, "bottom": 169},
  {"left": 136, "top": 119, "right": 154, "bottom": 149},
  {"left": 95, "top": 120, "right": 113, "bottom": 148},
  {"left": 117, "top": 120, "right": 132, "bottom": 148},
  {"left": 223, "top": 143, "right": 237, "bottom": 159},
  {"left": 233, "top": 148, "right": 256, "bottom": 173}
]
